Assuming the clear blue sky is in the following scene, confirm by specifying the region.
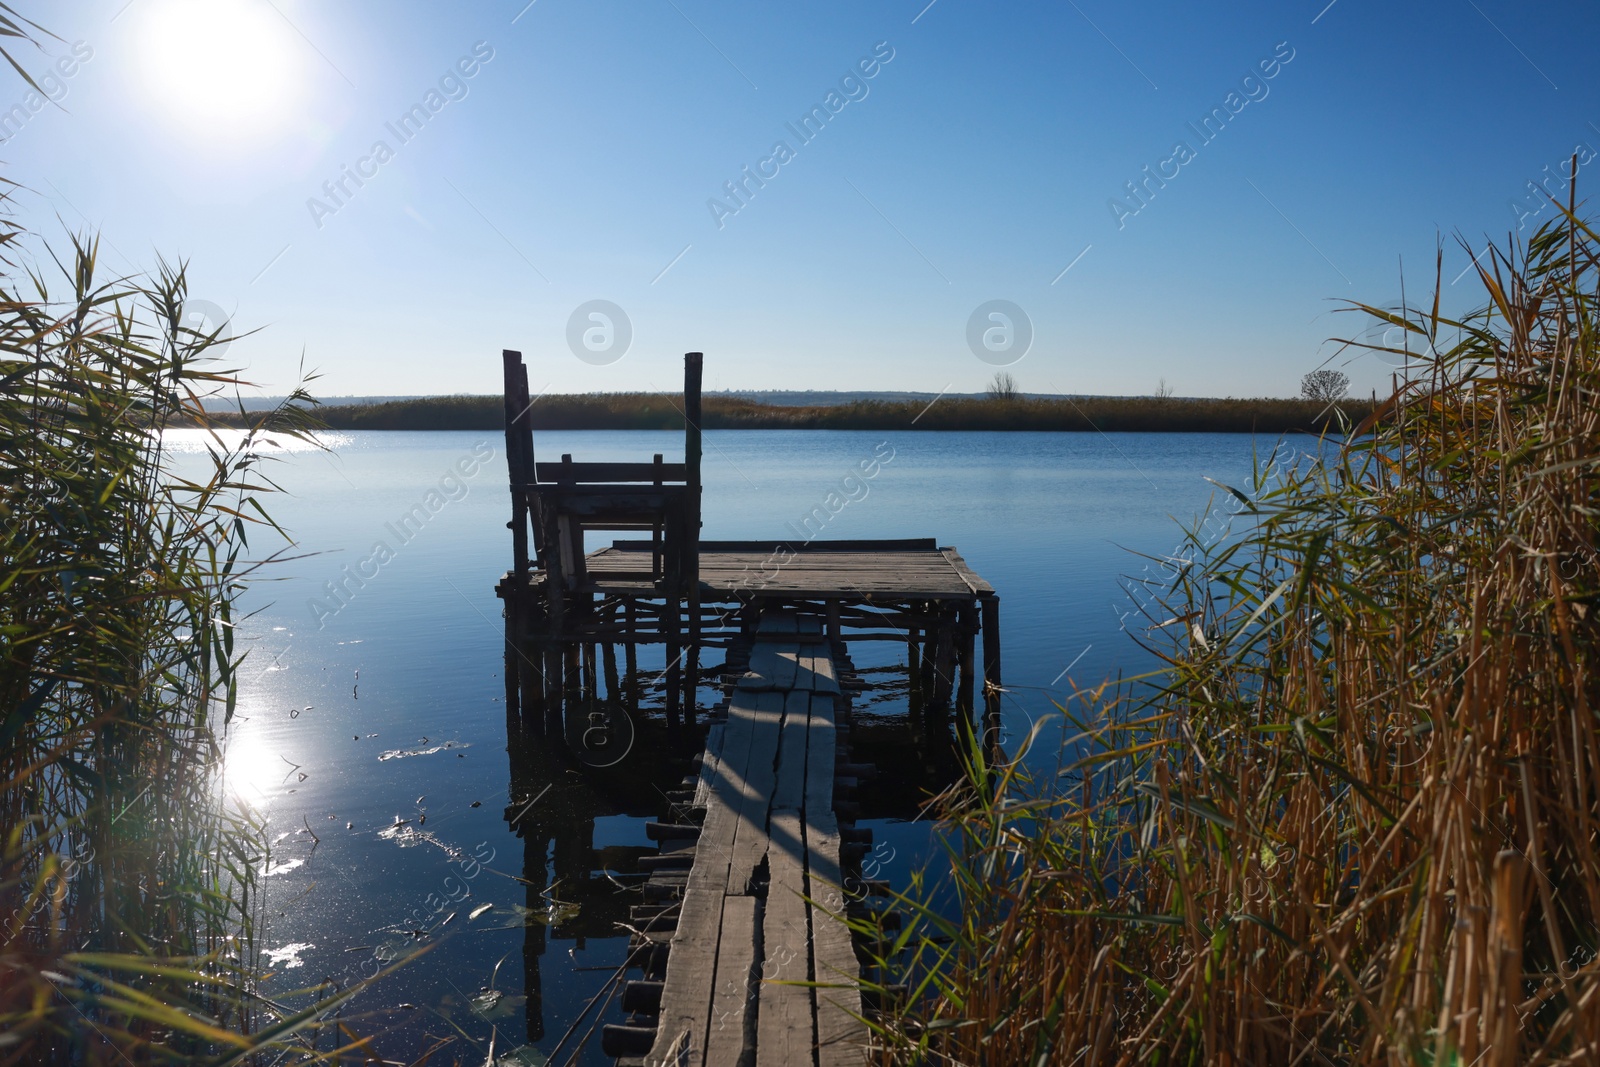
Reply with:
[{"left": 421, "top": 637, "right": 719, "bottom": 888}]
[{"left": 10, "top": 0, "right": 1599, "bottom": 399}]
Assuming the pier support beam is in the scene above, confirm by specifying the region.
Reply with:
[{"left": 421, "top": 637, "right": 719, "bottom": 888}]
[
  {"left": 503, "top": 595, "right": 521, "bottom": 735},
  {"left": 981, "top": 596, "right": 1003, "bottom": 752},
  {"left": 957, "top": 602, "right": 977, "bottom": 723}
]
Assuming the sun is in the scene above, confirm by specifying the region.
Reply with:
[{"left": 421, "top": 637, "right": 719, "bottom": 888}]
[{"left": 137, "top": 0, "right": 307, "bottom": 139}]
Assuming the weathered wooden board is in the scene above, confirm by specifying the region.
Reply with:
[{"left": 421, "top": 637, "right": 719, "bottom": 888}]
[
  {"left": 758, "top": 809, "right": 815, "bottom": 1067},
  {"left": 737, "top": 643, "right": 801, "bottom": 692},
  {"left": 808, "top": 814, "right": 865, "bottom": 1067},
  {"left": 795, "top": 645, "right": 841, "bottom": 696},
  {"left": 803, "top": 693, "right": 867, "bottom": 1066},
  {"left": 940, "top": 547, "right": 996, "bottom": 595},
  {"left": 725, "top": 690, "right": 785, "bottom": 895},
  {"left": 645, "top": 884, "right": 722, "bottom": 1066},
  {"left": 770, "top": 690, "right": 811, "bottom": 814},
  {"left": 691, "top": 722, "right": 725, "bottom": 810},
  {"left": 648, "top": 687, "right": 769, "bottom": 1065},
  {"left": 703, "top": 895, "right": 760, "bottom": 1067}
]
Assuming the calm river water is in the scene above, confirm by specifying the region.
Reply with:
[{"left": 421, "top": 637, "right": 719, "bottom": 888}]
[{"left": 168, "top": 427, "right": 1300, "bottom": 1064}]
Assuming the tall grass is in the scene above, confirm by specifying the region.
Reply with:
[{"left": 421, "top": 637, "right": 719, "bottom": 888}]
[
  {"left": 0, "top": 226, "right": 343, "bottom": 1063},
  {"left": 867, "top": 202, "right": 1600, "bottom": 1064}
]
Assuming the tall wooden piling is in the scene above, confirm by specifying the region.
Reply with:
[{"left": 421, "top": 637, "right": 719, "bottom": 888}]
[
  {"left": 981, "top": 596, "right": 1003, "bottom": 750},
  {"left": 682, "top": 352, "right": 703, "bottom": 726}
]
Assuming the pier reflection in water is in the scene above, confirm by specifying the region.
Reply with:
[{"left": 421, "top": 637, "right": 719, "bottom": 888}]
[{"left": 501, "top": 653, "right": 963, "bottom": 1051}]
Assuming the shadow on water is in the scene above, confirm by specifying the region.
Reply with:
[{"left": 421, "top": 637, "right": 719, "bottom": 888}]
[{"left": 502, "top": 704, "right": 699, "bottom": 1049}]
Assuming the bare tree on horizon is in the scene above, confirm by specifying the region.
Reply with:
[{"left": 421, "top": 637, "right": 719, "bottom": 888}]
[
  {"left": 987, "top": 371, "right": 1019, "bottom": 401},
  {"left": 1300, "top": 368, "right": 1349, "bottom": 402}
]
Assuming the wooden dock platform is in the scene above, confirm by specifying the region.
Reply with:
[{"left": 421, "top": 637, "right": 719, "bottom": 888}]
[
  {"left": 578, "top": 538, "right": 991, "bottom": 601},
  {"left": 496, "top": 538, "right": 1003, "bottom": 746}
]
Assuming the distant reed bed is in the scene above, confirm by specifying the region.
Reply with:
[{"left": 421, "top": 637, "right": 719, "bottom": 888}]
[
  {"left": 221, "top": 392, "right": 1374, "bottom": 434},
  {"left": 863, "top": 204, "right": 1600, "bottom": 1064}
]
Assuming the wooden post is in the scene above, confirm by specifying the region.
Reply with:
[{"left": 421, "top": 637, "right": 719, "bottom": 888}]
[
  {"left": 602, "top": 641, "right": 621, "bottom": 710},
  {"left": 906, "top": 630, "right": 922, "bottom": 717},
  {"left": 663, "top": 504, "right": 682, "bottom": 730},
  {"left": 501, "top": 351, "right": 530, "bottom": 579},
  {"left": 523, "top": 602, "right": 547, "bottom": 737},
  {"left": 664, "top": 636, "right": 681, "bottom": 730},
  {"left": 981, "top": 596, "right": 1003, "bottom": 751},
  {"left": 957, "top": 602, "right": 977, "bottom": 722},
  {"left": 564, "top": 643, "right": 583, "bottom": 748},
  {"left": 826, "top": 599, "right": 842, "bottom": 643},
  {"left": 582, "top": 642, "right": 597, "bottom": 710},
  {"left": 932, "top": 609, "right": 956, "bottom": 711},
  {"left": 919, "top": 610, "right": 938, "bottom": 711},
  {"left": 543, "top": 641, "right": 563, "bottom": 738},
  {"left": 503, "top": 593, "right": 521, "bottom": 736},
  {"left": 650, "top": 453, "right": 664, "bottom": 580},
  {"left": 518, "top": 828, "right": 550, "bottom": 1042},
  {"left": 624, "top": 602, "right": 638, "bottom": 679},
  {"left": 683, "top": 352, "right": 703, "bottom": 725},
  {"left": 516, "top": 362, "right": 540, "bottom": 560}
]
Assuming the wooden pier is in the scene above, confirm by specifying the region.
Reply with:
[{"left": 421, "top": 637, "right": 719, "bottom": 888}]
[{"left": 493, "top": 351, "right": 1002, "bottom": 1065}]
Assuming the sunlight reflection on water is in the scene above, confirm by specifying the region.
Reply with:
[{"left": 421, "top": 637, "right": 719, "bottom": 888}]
[{"left": 159, "top": 428, "right": 351, "bottom": 454}]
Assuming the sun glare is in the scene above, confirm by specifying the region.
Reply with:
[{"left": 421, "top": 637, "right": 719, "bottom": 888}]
[
  {"left": 138, "top": 0, "right": 306, "bottom": 139},
  {"left": 221, "top": 725, "right": 285, "bottom": 810}
]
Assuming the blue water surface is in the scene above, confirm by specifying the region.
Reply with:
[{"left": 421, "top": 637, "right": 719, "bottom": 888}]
[{"left": 167, "top": 427, "right": 1301, "bottom": 1064}]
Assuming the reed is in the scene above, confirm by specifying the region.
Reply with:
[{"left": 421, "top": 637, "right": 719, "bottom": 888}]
[
  {"left": 866, "top": 200, "right": 1600, "bottom": 1063},
  {"left": 0, "top": 224, "right": 356, "bottom": 1064}
]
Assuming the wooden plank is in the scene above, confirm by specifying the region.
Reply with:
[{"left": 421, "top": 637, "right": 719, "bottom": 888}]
[
  {"left": 771, "top": 690, "right": 811, "bottom": 812},
  {"left": 770, "top": 643, "right": 799, "bottom": 690},
  {"left": 802, "top": 695, "right": 839, "bottom": 874},
  {"left": 738, "top": 642, "right": 799, "bottom": 692},
  {"left": 611, "top": 537, "right": 941, "bottom": 553},
  {"left": 692, "top": 722, "right": 726, "bottom": 810},
  {"left": 703, "top": 895, "right": 760, "bottom": 1067},
  {"left": 811, "top": 846, "right": 866, "bottom": 1066},
  {"left": 758, "top": 809, "right": 815, "bottom": 1067},
  {"left": 725, "top": 690, "right": 785, "bottom": 895},
  {"left": 794, "top": 645, "right": 840, "bottom": 696},
  {"left": 530, "top": 460, "right": 687, "bottom": 483},
  {"left": 803, "top": 693, "right": 867, "bottom": 1066},
  {"left": 646, "top": 884, "right": 722, "bottom": 1066},
  {"left": 940, "top": 547, "right": 995, "bottom": 595},
  {"left": 737, "top": 643, "right": 782, "bottom": 691},
  {"left": 649, "top": 689, "right": 768, "bottom": 1066}
]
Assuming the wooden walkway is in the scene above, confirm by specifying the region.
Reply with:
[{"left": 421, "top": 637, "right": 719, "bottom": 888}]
[{"left": 605, "top": 613, "right": 868, "bottom": 1065}]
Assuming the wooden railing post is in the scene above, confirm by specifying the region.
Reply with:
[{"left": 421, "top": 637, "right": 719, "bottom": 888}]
[
  {"left": 502, "top": 351, "right": 532, "bottom": 735},
  {"left": 502, "top": 350, "right": 530, "bottom": 579},
  {"left": 682, "top": 352, "right": 704, "bottom": 724}
]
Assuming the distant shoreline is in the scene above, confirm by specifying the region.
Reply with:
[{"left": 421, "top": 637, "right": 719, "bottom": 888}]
[{"left": 209, "top": 393, "right": 1374, "bottom": 435}]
